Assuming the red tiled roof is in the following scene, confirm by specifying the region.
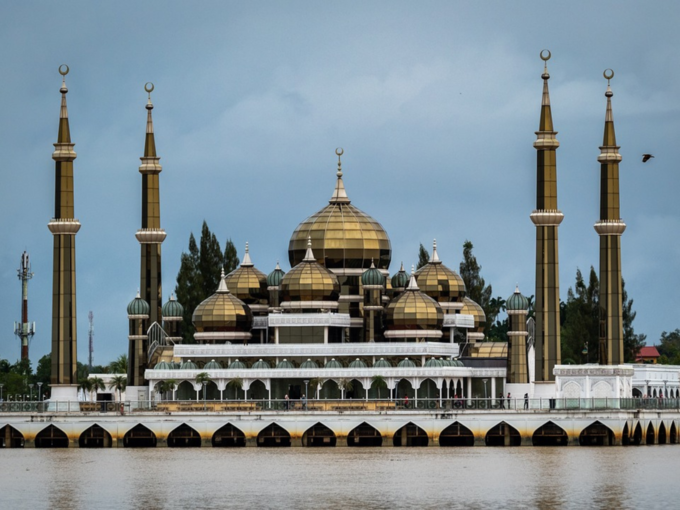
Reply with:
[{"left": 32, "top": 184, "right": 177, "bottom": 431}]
[{"left": 637, "top": 346, "right": 660, "bottom": 358}]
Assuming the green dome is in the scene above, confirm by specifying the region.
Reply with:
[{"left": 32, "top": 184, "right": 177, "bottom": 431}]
[
  {"left": 325, "top": 358, "right": 343, "bottom": 369},
  {"left": 452, "top": 359, "right": 464, "bottom": 367},
  {"left": 252, "top": 359, "right": 271, "bottom": 369},
  {"left": 162, "top": 295, "right": 184, "bottom": 318},
  {"left": 127, "top": 292, "right": 150, "bottom": 316},
  {"left": 267, "top": 262, "right": 286, "bottom": 287},
  {"left": 171, "top": 362, "right": 181, "bottom": 369},
  {"left": 397, "top": 358, "right": 416, "bottom": 368},
  {"left": 180, "top": 360, "right": 198, "bottom": 370},
  {"left": 374, "top": 358, "right": 392, "bottom": 368},
  {"left": 154, "top": 361, "right": 174, "bottom": 370},
  {"left": 229, "top": 359, "right": 247, "bottom": 369},
  {"left": 300, "top": 359, "right": 319, "bottom": 369},
  {"left": 277, "top": 359, "right": 295, "bottom": 369},
  {"left": 349, "top": 358, "right": 367, "bottom": 368},
  {"left": 425, "top": 358, "right": 442, "bottom": 368},
  {"left": 391, "top": 262, "right": 409, "bottom": 289},
  {"left": 439, "top": 358, "right": 452, "bottom": 367},
  {"left": 361, "top": 261, "right": 385, "bottom": 286},
  {"left": 204, "top": 359, "right": 223, "bottom": 370},
  {"left": 506, "top": 286, "right": 530, "bottom": 311}
]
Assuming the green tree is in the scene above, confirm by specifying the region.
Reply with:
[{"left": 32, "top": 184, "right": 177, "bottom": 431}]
[
  {"left": 417, "top": 244, "right": 429, "bottom": 269},
  {"left": 90, "top": 376, "right": 105, "bottom": 401},
  {"left": 622, "top": 278, "right": 647, "bottom": 362},
  {"left": 561, "top": 267, "right": 600, "bottom": 364},
  {"left": 227, "top": 377, "right": 243, "bottom": 400},
  {"left": 223, "top": 238, "right": 240, "bottom": 275},
  {"left": 35, "top": 354, "right": 51, "bottom": 394},
  {"left": 657, "top": 329, "right": 680, "bottom": 362},
  {"left": 371, "top": 375, "right": 387, "bottom": 399},
  {"left": 195, "top": 372, "right": 212, "bottom": 402},
  {"left": 78, "top": 378, "right": 93, "bottom": 401},
  {"left": 108, "top": 375, "right": 127, "bottom": 402},
  {"left": 108, "top": 354, "right": 128, "bottom": 374},
  {"left": 199, "top": 221, "right": 224, "bottom": 294}
]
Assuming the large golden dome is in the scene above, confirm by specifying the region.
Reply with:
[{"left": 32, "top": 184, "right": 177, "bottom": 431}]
[
  {"left": 384, "top": 272, "right": 443, "bottom": 335},
  {"left": 414, "top": 240, "right": 466, "bottom": 303},
  {"left": 192, "top": 273, "right": 253, "bottom": 333},
  {"left": 225, "top": 243, "right": 268, "bottom": 304},
  {"left": 281, "top": 239, "right": 340, "bottom": 303},
  {"left": 288, "top": 151, "right": 391, "bottom": 270}
]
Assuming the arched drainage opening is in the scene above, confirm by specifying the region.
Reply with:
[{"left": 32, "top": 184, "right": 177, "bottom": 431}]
[
  {"left": 79, "top": 424, "right": 112, "bottom": 448},
  {"left": 212, "top": 423, "right": 246, "bottom": 447},
  {"left": 302, "top": 423, "right": 336, "bottom": 447},
  {"left": 393, "top": 422, "right": 428, "bottom": 447},
  {"left": 0, "top": 425, "right": 24, "bottom": 448},
  {"left": 532, "top": 421, "right": 568, "bottom": 446},
  {"left": 485, "top": 422, "right": 521, "bottom": 447},
  {"left": 124, "top": 424, "right": 157, "bottom": 448},
  {"left": 168, "top": 424, "right": 202, "bottom": 448},
  {"left": 348, "top": 422, "right": 382, "bottom": 447},
  {"left": 35, "top": 425, "right": 69, "bottom": 448},
  {"left": 439, "top": 422, "right": 474, "bottom": 447},
  {"left": 579, "top": 421, "right": 614, "bottom": 446},
  {"left": 257, "top": 424, "right": 291, "bottom": 447}
]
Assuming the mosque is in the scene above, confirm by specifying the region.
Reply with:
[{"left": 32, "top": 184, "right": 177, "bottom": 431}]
[{"left": 45, "top": 52, "right": 674, "bottom": 410}]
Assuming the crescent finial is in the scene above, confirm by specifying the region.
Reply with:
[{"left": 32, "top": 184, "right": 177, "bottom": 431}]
[
  {"left": 603, "top": 69, "right": 614, "bottom": 83},
  {"left": 540, "top": 49, "right": 551, "bottom": 61},
  {"left": 58, "top": 64, "right": 69, "bottom": 76}
]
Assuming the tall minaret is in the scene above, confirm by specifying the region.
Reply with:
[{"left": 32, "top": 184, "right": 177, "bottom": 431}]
[
  {"left": 530, "top": 51, "right": 563, "bottom": 381},
  {"left": 135, "top": 83, "right": 166, "bottom": 325},
  {"left": 47, "top": 65, "right": 81, "bottom": 400},
  {"left": 595, "top": 70, "right": 626, "bottom": 365}
]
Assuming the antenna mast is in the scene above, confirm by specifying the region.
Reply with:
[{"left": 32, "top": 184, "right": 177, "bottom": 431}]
[
  {"left": 88, "top": 311, "right": 94, "bottom": 369},
  {"left": 14, "top": 251, "right": 35, "bottom": 361}
]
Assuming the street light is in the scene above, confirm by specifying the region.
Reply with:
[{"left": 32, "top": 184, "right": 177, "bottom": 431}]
[
  {"left": 37, "top": 382, "right": 43, "bottom": 401},
  {"left": 202, "top": 381, "right": 207, "bottom": 411},
  {"left": 304, "top": 379, "right": 309, "bottom": 404}
]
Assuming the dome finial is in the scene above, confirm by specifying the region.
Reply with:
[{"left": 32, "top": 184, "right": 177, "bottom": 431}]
[
  {"left": 275, "top": 260, "right": 281, "bottom": 270},
  {"left": 431, "top": 239, "right": 441, "bottom": 263},
  {"left": 217, "top": 268, "right": 230, "bottom": 293},
  {"left": 145, "top": 82, "right": 154, "bottom": 110},
  {"left": 303, "top": 235, "right": 316, "bottom": 262},
  {"left": 136, "top": 289, "right": 141, "bottom": 298},
  {"left": 329, "top": 147, "right": 350, "bottom": 204},
  {"left": 241, "top": 241, "right": 253, "bottom": 267},
  {"left": 540, "top": 49, "right": 551, "bottom": 80},
  {"left": 370, "top": 258, "right": 375, "bottom": 269},
  {"left": 407, "top": 264, "right": 420, "bottom": 290}
]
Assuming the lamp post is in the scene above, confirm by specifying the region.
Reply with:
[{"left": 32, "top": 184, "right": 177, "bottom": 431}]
[
  {"left": 303, "top": 380, "right": 309, "bottom": 410},
  {"left": 482, "top": 379, "right": 488, "bottom": 400},
  {"left": 37, "top": 382, "right": 43, "bottom": 401},
  {"left": 202, "top": 381, "right": 207, "bottom": 411},
  {"left": 29, "top": 384, "right": 34, "bottom": 401}
]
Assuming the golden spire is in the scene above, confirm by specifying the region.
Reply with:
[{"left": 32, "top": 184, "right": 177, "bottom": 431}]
[
  {"left": 538, "top": 50, "right": 554, "bottom": 133},
  {"left": 139, "top": 82, "right": 162, "bottom": 173},
  {"left": 303, "top": 236, "right": 317, "bottom": 262},
  {"left": 329, "top": 147, "right": 350, "bottom": 204},
  {"left": 431, "top": 239, "right": 441, "bottom": 264},
  {"left": 241, "top": 241, "right": 253, "bottom": 267},
  {"left": 217, "top": 268, "right": 231, "bottom": 293},
  {"left": 52, "top": 65, "right": 77, "bottom": 162},
  {"left": 602, "top": 69, "right": 617, "bottom": 147},
  {"left": 407, "top": 264, "right": 419, "bottom": 290}
]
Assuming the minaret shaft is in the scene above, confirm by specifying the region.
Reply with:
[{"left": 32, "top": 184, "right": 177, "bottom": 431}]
[
  {"left": 49, "top": 71, "right": 80, "bottom": 387},
  {"left": 595, "top": 77, "right": 625, "bottom": 365},
  {"left": 531, "top": 55, "right": 562, "bottom": 382}
]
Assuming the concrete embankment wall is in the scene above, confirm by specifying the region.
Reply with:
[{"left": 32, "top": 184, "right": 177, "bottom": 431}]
[{"left": 1, "top": 410, "right": 678, "bottom": 448}]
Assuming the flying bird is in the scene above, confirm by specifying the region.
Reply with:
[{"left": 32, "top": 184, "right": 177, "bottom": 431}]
[{"left": 642, "top": 154, "right": 655, "bottom": 163}]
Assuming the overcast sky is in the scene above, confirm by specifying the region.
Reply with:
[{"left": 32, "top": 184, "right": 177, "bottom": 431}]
[{"left": 1, "top": 1, "right": 678, "bottom": 366}]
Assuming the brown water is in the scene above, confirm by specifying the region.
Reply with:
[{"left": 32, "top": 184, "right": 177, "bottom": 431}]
[{"left": 0, "top": 447, "right": 677, "bottom": 509}]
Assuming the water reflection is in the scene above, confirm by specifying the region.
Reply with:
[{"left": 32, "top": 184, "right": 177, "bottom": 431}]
[{"left": 0, "top": 448, "right": 679, "bottom": 509}]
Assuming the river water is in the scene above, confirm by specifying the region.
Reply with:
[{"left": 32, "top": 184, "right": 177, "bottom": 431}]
[{"left": 1, "top": 447, "right": 677, "bottom": 509}]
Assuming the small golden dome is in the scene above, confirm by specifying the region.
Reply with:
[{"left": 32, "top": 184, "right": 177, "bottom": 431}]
[
  {"left": 461, "top": 297, "right": 486, "bottom": 333},
  {"left": 281, "top": 239, "right": 340, "bottom": 302},
  {"left": 414, "top": 240, "right": 466, "bottom": 303},
  {"left": 385, "top": 271, "right": 443, "bottom": 332},
  {"left": 193, "top": 272, "right": 253, "bottom": 332},
  {"left": 225, "top": 242, "right": 268, "bottom": 304},
  {"left": 288, "top": 151, "right": 391, "bottom": 270}
]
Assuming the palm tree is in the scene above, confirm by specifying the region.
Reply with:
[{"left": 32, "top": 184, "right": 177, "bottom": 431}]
[
  {"left": 227, "top": 378, "right": 243, "bottom": 400},
  {"left": 372, "top": 375, "right": 387, "bottom": 400},
  {"left": 165, "top": 379, "right": 178, "bottom": 401},
  {"left": 195, "top": 372, "right": 211, "bottom": 402},
  {"left": 309, "top": 378, "right": 324, "bottom": 399},
  {"left": 108, "top": 375, "right": 127, "bottom": 402},
  {"left": 78, "top": 378, "right": 93, "bottom": 401},
  {"left": 108, "top": 354, "right": 128, "bottom": 375},
  {"left": 338, "top": 378, "right": 354, "bottom": 400},
  {"left": 90, "top": 376, "right": 105, "bottom": 402}
]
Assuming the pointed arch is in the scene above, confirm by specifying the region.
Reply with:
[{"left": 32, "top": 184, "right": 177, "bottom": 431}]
[
  {"left": 646, "top": 422, "right": 655, "bottom": 445},
  {"left": 347, "top": 422, "right": 382, "bottom": 447},
  {"left": 631, "top": 422, "right": 642, "bottom": 445},
  {"left": 621, "top": 423, "right": 630, "bottom": 446},
  {"left": 346, "top": 379, "right": 365, "bottom": 400},
  {"left": 176, "top": 381, "right": 195, "bottom": 401},
  {"left": 168, "top": 423, "right": 202, "bottom": 447},
  {"left": 249, "top": 380, "right": 268, "bottom": 400},
  {"left": 302, "top": 422, "right": 336, "bottom": 447},
  {"left": 35, "top": 424, "right": 69, "bottom": 448},
  {"left": 393, "top": 422, "right": 428, "bottom": 447},
  {"left": 485, "top": 422, "right": 521, "bottom": 446},
  {"left": 79, "top": 424, "right": 112, "bottom": 448},
  {"left": 658, "top": 422, "right": 667, "bottom": 445},
  {"left": 123, "top": 424, "right": 157, "bottom": 447},
  {"left": 532, "top": 421, "right": 568, "bottom": 446},
  {"left": 439, "top": 422, "right": 474, "bottom": 447},
  {"left": 320, "top": 380, "right": 340, "bottom": 400},
  {"left": 670, "top": 422, "right": 677, "bottom": 445},
  {"left": 579, "top": 421, "right": 614, "bottom": 446},
  {"left": 212, "top": 423, "right": 246, "bottom": 447},
  {"left": 0, "top": 425, "right": 25, "bottom": 448},
  {"left": 257, "top": 423, "right": 291, "bottom": 447}
]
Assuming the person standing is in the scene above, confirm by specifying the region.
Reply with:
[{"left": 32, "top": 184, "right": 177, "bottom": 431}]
[
  {"left": 507, "top": 392, "right": 512, "bottom": 409},
  {"left": 284, "top": 393, "right": 289, "bottom": 411},
  {"left": 524, "top": 393, "right": 529, "bottom": 410}
]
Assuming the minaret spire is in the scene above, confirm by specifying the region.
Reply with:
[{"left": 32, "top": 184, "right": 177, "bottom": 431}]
[
  {"left": 530, "top": 50, "right": 563, "bottom": 381},
  {"left": 595, "top": 69, "right": 626, "bottom": 365},
  {"left": 135, "top": 82, "right": 166, "bottom": 327},
  {"left": 48, "top": 65, "right": 81, "bottom": 401},
  {"left": 329, "top": 147, "right": 351, "bottom": 204}
]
